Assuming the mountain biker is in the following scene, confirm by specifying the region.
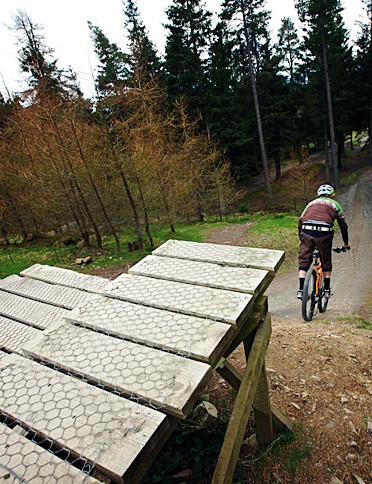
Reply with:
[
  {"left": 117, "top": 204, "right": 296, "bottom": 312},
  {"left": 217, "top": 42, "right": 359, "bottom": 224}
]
[{"left": 297, "top": 184, "right": 350, "bottom": 300}]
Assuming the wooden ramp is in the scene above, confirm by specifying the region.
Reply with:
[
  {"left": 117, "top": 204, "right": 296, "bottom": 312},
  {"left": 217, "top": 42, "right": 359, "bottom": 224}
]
[{"left": 0, "top": 240, "right": 287, "bottom": 483}]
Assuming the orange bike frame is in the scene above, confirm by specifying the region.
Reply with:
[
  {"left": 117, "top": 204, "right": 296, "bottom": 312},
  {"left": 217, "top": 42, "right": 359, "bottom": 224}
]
[{"left": 313, "top": 256, "right": 323, "bottom": 297}]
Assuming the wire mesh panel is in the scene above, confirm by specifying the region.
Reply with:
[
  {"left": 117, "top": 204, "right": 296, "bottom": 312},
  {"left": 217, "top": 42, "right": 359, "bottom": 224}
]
[
  {"left": 129, "top": 255, "right": 270, "bottom": 295},
  {"left": 67, "top": 294, "right": 232, "bottom": 364},
  {"left": 0, "top": 276, "right": 94, "bottom": 309},
  {"left": 0, "top": 353, "right": 170, "bottom": 482},
  {"left": 21, "top": 264, "right": 109, "bottom": 294},
  {"left": 0, "top": 423, "right": 99, "bottom": 483},
  {"left": 0, "top": 316, "right": 42, "bottom": 354},
  {"left": 0, "top": 290, "right": 69, "bottom": 329},
  {"left": 22, "top": 322, "right": 212, "bottom": 418},
  {"left": 104, "top": 274, "right": 253, "bottom": 326},
  {"left": 152, "top": 239, "right": 285, "bottom": 272}
]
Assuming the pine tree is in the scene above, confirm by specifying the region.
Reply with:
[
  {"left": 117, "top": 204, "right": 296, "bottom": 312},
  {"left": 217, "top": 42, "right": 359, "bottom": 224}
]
[
  {"left": 221, "top": 0, "right": 273, "bottom": 197},
  {"left": 296, "top": 0, "right": 351, "bottom": 187},
  {"left": 88, "top": 21, "right": 130, "bottom": 95},
  {"left": 164, "top": 0, "right": 212, "bottom": 119},
  {"left": 353, "top": 0, "right": 372, "bottom": 163},
  {"left": 13, "top": 10, "right": 81, "bottom": 100},
  {"left": 123, "top": 0, "right": 161, "bottom": 84}
]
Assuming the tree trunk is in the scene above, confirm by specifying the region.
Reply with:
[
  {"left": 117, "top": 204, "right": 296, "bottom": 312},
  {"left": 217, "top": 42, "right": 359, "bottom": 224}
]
[
  {"left": 47, "top": 111, "right": 103, "bottom": 250},
  {"left": 274, "top": 150, "right": 281, "bottom": 180},
  {"left": 135, "top": 173, "right": 154, "bottom": 248},
  {"left": 322, "top": 36, "right": 339, "bottom": 187},
  {"left": 119, "top": 169, "right": 144, "bottom": 251},
  {"left": 240, "top": 1, "right": 272, "bottom": 199},
  {"left": 70, "top": 117, "right": 121, "bottom": 253}
]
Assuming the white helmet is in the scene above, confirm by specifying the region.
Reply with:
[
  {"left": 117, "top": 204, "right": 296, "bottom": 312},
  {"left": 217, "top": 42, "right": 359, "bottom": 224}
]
[{"left": 317, "top": 184, "right": 335, "bottom": 197}]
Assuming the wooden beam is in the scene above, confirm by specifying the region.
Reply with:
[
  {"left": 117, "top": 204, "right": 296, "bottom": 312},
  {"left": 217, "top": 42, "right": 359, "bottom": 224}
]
[
  {"left": 215, "top": 359, "right": 242, "bottom": 392},
  {"left": 211, "top": 313, "right": 272, "bottom": 484},
  {"left": 222, "top": 313, "right": 261, "bottom": 359},
  {"left": 252, "top": 365, "right": 273, "bottom": 445}
]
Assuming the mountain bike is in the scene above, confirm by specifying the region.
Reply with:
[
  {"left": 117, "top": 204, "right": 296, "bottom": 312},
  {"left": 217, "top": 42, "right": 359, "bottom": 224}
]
[{"left": 302, "top": 246, "right": 350, "bottom": 321}]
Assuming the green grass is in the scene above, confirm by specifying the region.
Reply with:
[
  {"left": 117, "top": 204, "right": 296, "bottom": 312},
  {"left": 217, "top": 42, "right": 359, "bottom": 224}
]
[
  {"left": 237, "top": 422, "right": 312, "bottom": 482},
  {"left": 243, "top": 211, "right": 299, "bottom": 272},
  {"left": 336, "top": 315, "right": 372, "bottom": 331},
  {"left": 0, "top": 211, "right": 299, "bottom": 279}
]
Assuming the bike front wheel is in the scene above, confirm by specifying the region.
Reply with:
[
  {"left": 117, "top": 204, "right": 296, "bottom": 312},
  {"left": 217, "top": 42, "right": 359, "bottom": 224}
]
[
  {"left": 302, "top": 268, "right": 317, "bottom": 321},
  {"left": 318, "top": 274, "right": 329, "bottom": 313}
]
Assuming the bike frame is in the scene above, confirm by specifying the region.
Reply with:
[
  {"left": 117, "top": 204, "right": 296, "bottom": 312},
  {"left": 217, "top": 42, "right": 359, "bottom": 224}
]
[{"left": 313, "top": 253, "right": 323, "bottom": 299}]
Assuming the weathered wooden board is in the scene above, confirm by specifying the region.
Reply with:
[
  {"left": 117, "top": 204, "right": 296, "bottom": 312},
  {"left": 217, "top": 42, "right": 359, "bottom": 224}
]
[
  {"left": 0, "top": 423, "right": 99, "bottom": 483},
  {"left": 0, "top": 275, "right": 92, "bottom": 309},
  {"left": 152, "top": 239, "right": 285, "bottom": 273},
  {"left": 0, "top": 315, "right": 41, "bottom": 354},
  {"left": 66, "top": 294, "right": 232, "bottom": 364},
  {"left": 129, "top": 255, "right": 270, "bottom": 295},
  {"left": 21, "top": 264, "right": 109, "bottom": 293},
  {"left": 22, "top": 322, "right": 212, "bottom": 418},
  {"left": 0, "top": 290, "right": 69, "bottom": 329},
  {"left": 105, "top": 274, "right": 253, "bottom": 326},
  {"left": 0, "top": 353, "right": 170, "bottom": 483}
]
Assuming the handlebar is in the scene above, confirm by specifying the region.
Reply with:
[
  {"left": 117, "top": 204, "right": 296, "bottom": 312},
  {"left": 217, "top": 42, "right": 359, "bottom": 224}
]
[{"left": 332, "top": 246, "right": 351, "bottom": 253}]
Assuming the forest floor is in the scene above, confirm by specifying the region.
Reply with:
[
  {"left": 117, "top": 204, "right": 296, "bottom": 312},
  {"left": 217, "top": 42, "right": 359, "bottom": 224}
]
[{"left": 90, "top": 153, "right": 372, "bottom": 484}]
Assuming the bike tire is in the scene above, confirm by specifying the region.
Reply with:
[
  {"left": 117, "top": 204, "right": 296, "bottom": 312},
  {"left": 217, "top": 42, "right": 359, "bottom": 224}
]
[
  {"left": 302, "top": 268, "right": 317, "bottom": 321},
  {"left": 318, "top": 274, "right": 329, "bottom": 313}
]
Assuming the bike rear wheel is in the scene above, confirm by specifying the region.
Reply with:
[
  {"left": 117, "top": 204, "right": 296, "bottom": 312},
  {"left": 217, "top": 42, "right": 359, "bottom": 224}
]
[
  {"left": 302, "top": 269, "right": 317, "bottom": 321},
  {"left": 318, "top": 274, "right": 329, "bottom": 313}
]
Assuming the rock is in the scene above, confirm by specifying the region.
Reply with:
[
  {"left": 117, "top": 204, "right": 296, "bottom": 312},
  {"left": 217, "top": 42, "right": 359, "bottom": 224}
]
[
  {"left": 192, "top": 401, "right": 218, "bottom": 424},
  {"left": 172, "top": 469, "right": 193, "bottom": 482},
  {"left": 311, "top": 375, "right": 321, "bottom": 382},
  {"left": 246, "top": 433, "right": 258, "bottom": 448},
  {"left": 75, "top": 256, "right": 92, "bottom": 265},
  {"left": 290, "top": 402, "right": 300, "bottom": 410},
  {"left": 340, "top": 396, "right": 349, "bottom": 404}
]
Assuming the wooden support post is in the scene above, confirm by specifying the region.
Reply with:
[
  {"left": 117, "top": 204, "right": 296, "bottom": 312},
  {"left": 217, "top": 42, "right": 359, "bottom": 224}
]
[
  {"left": 252, "top": 364, "right": 273, "bottom": 445},
  {"left": 211, "top": 313, "right": 272, "bottom": 484},
  {"left": 216, "top": 359, "right": 242, "bottom": 392}
]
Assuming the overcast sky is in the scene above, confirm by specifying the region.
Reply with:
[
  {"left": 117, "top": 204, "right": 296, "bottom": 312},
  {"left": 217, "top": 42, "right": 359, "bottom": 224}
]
[{"left": 0, "top": 0, "right": 366, "bottom": 99}]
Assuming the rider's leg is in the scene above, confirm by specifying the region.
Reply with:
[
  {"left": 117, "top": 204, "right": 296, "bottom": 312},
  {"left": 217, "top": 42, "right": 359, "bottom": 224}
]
[
  {"left": 297, "top": 234, "right": 315, "bottom": 298},
  {"left": 317, "top": 233, "right": 334, "bottom": 296}
]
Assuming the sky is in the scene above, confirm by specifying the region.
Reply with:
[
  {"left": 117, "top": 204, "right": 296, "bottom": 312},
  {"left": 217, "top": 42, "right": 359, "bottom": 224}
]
[{"left": 0, "top": 0, "right": 367, "bottom": 99}]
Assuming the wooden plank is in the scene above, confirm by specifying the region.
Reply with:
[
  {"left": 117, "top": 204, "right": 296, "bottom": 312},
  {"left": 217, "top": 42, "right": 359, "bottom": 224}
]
[
  {"left": 104, "top": 274, "right": 253, "bottom": 326},
  {"left": 252, "top": 365, "right": 274, "bottom": 445},
  {"left": 212, "top": 313, "right": 272, "bottom": 484},
  {"left": 152, "top": 240, "right": 285, "bottom": 273},
  {"left": 0, "top": 275, "right": 92, "bottom": 309},
  {"left": 0, "top": 315, "right": 42, "bottom": 354},
  {"left": 0, "top": 290, "right": 69, "bottom": 329},
  {"left": 21, "top": 263, "right": 109, "bottom": 293},
  {"left": 22, "top": 322, "right": 212, "bottom": 419},
  {"left": 0, "top": 353, "right": 171, "bottom": 483},
  {"left": 0, "top": 423, "right": 99, "bottom": 483},
  {"left": 66, "top": 294, "right": 232, "bottom": 365},
  {"left": 129, "top": 255, "right": 269, "bottom": 296}
]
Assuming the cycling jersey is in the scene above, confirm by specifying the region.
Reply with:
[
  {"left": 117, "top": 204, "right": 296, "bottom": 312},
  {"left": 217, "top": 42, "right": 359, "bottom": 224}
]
[{"left": 298, "top": 196, "right": 349, "bottom": 244}]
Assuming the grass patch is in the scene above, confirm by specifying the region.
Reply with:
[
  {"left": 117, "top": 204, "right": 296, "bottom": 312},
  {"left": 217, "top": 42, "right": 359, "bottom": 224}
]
[
  {"left": 336, "top": 315, "right": 372, "bottom": 331},
  {"left": 0, "top": 211, "right": 297, "bottom": 278},
  {"left": 243, "top": 211, "right": 299, "bottom": 273},
  {"left": 238, "top": 422, "right": 312, "bottom": 482}
]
